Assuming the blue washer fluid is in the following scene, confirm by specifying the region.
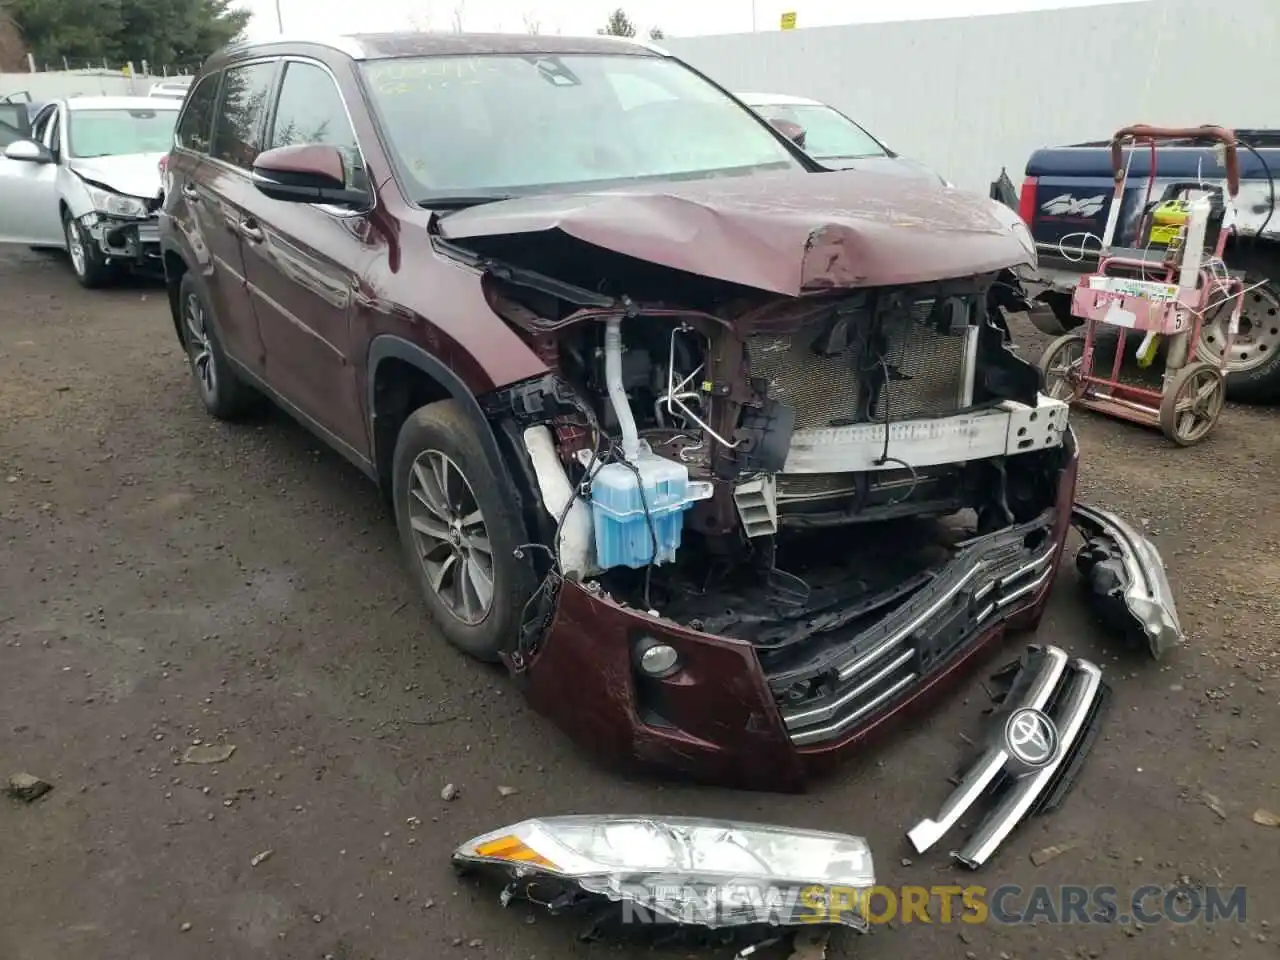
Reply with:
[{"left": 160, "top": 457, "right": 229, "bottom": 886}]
[{"left": 590, "top": 450, "right": 703, "bottom": 570}]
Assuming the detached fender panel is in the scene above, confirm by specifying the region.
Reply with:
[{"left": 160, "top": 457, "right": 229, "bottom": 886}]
[{"left": 1072, "top": 501, "right": 1183, "bottom": 658}]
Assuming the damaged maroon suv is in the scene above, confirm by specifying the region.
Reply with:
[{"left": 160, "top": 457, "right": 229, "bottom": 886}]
[{"left": 159, "top": 32, "right": 1081, "bottom": 791}]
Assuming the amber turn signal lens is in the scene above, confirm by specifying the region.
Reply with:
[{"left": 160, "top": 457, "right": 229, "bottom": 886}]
[{"left": 473, "top": 835, "right": 560, "bottom": 871}]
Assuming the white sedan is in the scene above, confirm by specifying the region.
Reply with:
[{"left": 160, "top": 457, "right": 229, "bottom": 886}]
[
  {"left": 737, "top": 91, "right": 949, "bottom": 184},
  {"left": 0, "top": 95, "right": 180, "bottom": 287}
]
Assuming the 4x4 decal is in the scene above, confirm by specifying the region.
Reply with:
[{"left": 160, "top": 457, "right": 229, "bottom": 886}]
[{"left": 1040, "top": 193, "right": 1106, "bottom": 217}]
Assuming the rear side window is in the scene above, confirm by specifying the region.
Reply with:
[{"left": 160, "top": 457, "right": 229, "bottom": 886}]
[
  {"left": 176, "top": 73, "right": 220, "bottom": 153},
  {"left": 267, "top": 61, "right": 366, "bottom": 189},
  {"left": 211, "top": 60, "right": 278, "bottom": 170}
]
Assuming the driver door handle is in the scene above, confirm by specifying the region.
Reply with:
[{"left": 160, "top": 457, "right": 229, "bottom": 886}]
[
  {"left": 181, "top": 184, "right": 200, "bottom": 201},
  {"left": 238, "top": 219, "right": 264, "bottom": 243}
]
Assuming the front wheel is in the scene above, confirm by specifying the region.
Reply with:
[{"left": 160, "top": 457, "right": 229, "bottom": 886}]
[
  {"left": 63, "top": 211, "right": 117, "bottom": 289},
  {"left": 392, "top": 400, "right": 537, "bottom": 662}
]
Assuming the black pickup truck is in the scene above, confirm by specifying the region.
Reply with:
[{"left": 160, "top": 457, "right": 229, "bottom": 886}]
[{"left": 1016, "top": 131, "right": 1280, "bottom": 401}]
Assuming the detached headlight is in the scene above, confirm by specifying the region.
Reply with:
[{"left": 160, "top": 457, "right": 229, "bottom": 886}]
[
  {"left": 82, "top": 183, "right": 149, "bottom": 219},
  {"left": 453, "top": 815, "right": 876, "bottom": 930}
]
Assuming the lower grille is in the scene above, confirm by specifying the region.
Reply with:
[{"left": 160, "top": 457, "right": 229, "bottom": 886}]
[
  {"left": 778, "top": 527, "right": 1058, "bottom": 747},
  {"left": 748, "top": 296, "right": 969, "bottom": 431}
]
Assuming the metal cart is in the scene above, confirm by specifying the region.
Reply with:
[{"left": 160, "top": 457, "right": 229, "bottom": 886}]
[{"left": 1039, "top": 125, "right": 1246, "bottom": 445}]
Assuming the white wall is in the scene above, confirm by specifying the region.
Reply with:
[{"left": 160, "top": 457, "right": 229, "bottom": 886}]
[
  {"left": 0, "top": 70, "right": 181, "bottom": 102},
  {"left": 665, "top": 0, "right": 1280, "bottom": 191}
]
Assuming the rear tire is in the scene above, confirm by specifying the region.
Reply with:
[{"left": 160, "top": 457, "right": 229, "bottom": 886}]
[
  {"left": 392, "top": 400, "right": 536, "bottom": 662},
  {"left": 1195, "top": 279, "right": 1280, "bottom": 403},
  {"left": 178, "top": 272, "right": 257, "bottom": 420}
]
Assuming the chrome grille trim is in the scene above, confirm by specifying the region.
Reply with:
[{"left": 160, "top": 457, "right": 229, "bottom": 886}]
[
  {"left": 905, "top": 644, "right": 1108, "bottom": 869},
  {"left": 905, "top": 646, "right": 1070, "bottom": 854},
  {"left": 779, "top": 528, "right": 1061, "bottom": 748}
]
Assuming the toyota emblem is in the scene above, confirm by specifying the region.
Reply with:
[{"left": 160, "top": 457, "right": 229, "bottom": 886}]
[{"left": 1004, "top": 707, "right": 1058, "bottom": 768}]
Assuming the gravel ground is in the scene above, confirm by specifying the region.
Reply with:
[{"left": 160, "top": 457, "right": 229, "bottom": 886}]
[{"left": 2, "top": 248, "right": 1278, "bottom": 960}]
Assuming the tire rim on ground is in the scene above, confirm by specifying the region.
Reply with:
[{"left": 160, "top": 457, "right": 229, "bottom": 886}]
[
  {"left": 1200, "top": 285, "right": 1280, "bottom": 374},
  {"left": 66, "top": 219, "right": 86, "bottom": 277},
  {"left": 407, "top": 450, "right": 494, "bottom": 625},
  {"left": 183, "top": 292, "right": 216, "bottom": 400}
]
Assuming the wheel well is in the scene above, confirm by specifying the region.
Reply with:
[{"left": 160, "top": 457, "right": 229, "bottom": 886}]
[
  {"left": 1226, "top": 235, "right": 1280, "bottom": 283},
  {"left": 163, "top": 251, "right": 188, "bottom": 345},
  {"left": 371, "top": 357, "right": 452, "bottom": 500}
]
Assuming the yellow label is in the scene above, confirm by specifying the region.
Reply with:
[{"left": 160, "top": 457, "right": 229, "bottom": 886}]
[{"left": 780, "top": 11, "right": 797, "bottom": 29}]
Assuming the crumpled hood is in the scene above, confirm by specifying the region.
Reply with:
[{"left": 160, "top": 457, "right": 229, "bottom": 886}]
[
  {"left": 439, "top": 169, "right": 1033, "bottom": 296},
  {"left": 69, "top": 153, "right": 166, "bottom": 200}
]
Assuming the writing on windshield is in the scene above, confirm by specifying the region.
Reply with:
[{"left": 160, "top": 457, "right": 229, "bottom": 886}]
[{"left": 361, "top": 53, "right": 800, "bottom": 200}]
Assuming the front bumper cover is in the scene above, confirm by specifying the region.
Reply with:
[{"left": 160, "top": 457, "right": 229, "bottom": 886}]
[
  {"left": 908, "top": 643, "right": 1109, "bottom": 868},
  {"left": 516, "top": 441, "right": 1078, "bottom": 791},
  {"left": 1072, "top": 502, "right": 1183, "bottom": 658}
]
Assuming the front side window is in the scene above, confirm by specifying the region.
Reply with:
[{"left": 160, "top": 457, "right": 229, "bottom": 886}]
[
  {"left": 210, "top": 60, "right": 278, "bottom": 170},
  {"left": 268, "top": 61, "right": 366, "bottom": 189},
  {"left": 752, "top": 103, "right": 887, "bottom": 162},
  {"left": 66, "top": 107, "right": 178, "bottom": 158},
  {"left": 176, "top": 73, "right": 220, "bottom": 153},
  {"left": 360, "top": 53, "right": 800, "bottom": 202}
]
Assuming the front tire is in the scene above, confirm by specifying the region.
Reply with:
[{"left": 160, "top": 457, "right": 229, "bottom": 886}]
[
  {"left": 63, "top": 211, "right": 117, "bottom": 289},
  {"left": 392, "top": 400, "right": 536, "bottom": 662},
  {"left": 177, "top": 272, "right": 256, "bottom": 420}
]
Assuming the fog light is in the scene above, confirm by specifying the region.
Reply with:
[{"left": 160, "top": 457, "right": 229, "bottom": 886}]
[{"left": 636, "top": 640, "right": 680, "bottom": 678}]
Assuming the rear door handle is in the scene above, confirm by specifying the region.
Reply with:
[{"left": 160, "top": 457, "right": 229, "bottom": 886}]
[{"left": 239, "top": 220, "right": 264, "bottom": 243}]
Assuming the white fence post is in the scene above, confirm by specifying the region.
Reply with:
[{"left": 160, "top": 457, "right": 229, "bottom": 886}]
[{"left": 26, "top": 52, "right": 36, "bottom": 72}]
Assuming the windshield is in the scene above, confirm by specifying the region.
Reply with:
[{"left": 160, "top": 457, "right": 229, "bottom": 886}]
[
  {"left": 751, "top": 103, "right": 887, "bottom": 161},
  {"left": 361, "top": 53, "right": 802, "bottom": 202},
  {"left": 67, "top": 108, "right": 177, "bottom": 158}
]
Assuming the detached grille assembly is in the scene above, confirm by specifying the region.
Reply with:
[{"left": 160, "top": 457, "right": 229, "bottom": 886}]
[{"left": 907, "top": 644, "right": 1109, "bottom": 868}]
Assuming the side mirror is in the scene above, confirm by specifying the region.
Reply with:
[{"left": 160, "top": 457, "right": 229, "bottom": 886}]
[
  {"left": 251, "top": 144, "right": 370, "bottom": 207},
  {"left": 768, "top": 118, "right": 807, "bottom": 150},
  {"left": 4, "top": 138, "right": 53, "bottom": 163}
]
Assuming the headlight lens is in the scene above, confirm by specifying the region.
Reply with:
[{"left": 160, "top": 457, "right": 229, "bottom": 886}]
[
  {"left": 83, "top": 183, "right": 149, "bottom": 219},
  {"left": 454, "top": 815, "right": 876, "bottom": 928}
]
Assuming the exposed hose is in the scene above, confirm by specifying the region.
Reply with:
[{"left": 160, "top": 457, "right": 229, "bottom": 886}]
[{"left": 604, "top": 316, "right": 640, "bottom": 462}]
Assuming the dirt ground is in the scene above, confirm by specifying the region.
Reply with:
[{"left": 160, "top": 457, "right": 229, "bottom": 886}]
[{"left": 2, "top": 247, "right": 1278, "bottom": 960}]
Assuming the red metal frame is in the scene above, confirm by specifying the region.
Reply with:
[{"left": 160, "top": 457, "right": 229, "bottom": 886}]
[{"left": 1064, "top": 125, "right": 1245, "bottom": 427}]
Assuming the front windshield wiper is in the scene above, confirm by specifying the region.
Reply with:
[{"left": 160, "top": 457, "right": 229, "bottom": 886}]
[
  {"left": 416, "top": 194, "right": 516, "bottom": 211},
  {"left": 817, "top": 153, "right": 887, "bottom": 161}
]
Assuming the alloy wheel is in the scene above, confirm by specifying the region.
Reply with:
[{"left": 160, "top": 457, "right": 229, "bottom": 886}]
[
  {"left": 183, "top": 292, "right": 216, "bottom": 400},
  {"left": 65, "top": 219, "right": 86, "bottom": 278},
  {"left": 407, "top": 450, "right": 494, "bottom": 625}
]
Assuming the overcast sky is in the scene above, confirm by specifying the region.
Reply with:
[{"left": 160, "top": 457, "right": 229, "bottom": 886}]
[{"left": 240, "top": 0, "right": 1146, "bottom": 41}]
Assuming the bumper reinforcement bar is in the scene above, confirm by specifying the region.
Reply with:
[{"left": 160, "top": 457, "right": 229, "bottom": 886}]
[{"left": 907, "top": 644, "right": 1108, "bottom": 868}]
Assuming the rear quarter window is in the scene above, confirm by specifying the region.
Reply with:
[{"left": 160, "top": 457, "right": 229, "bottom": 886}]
[{"left": 175, "top": 73, "right": 220, "bottom": 153}]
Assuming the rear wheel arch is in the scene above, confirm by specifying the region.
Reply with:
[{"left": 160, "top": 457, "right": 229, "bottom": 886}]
[
  {"left": 366, "top": 336, "right": 515, "bottom": 503},
  {"left": 162, "top": 246, "right": 190, "bottom": 346}
]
